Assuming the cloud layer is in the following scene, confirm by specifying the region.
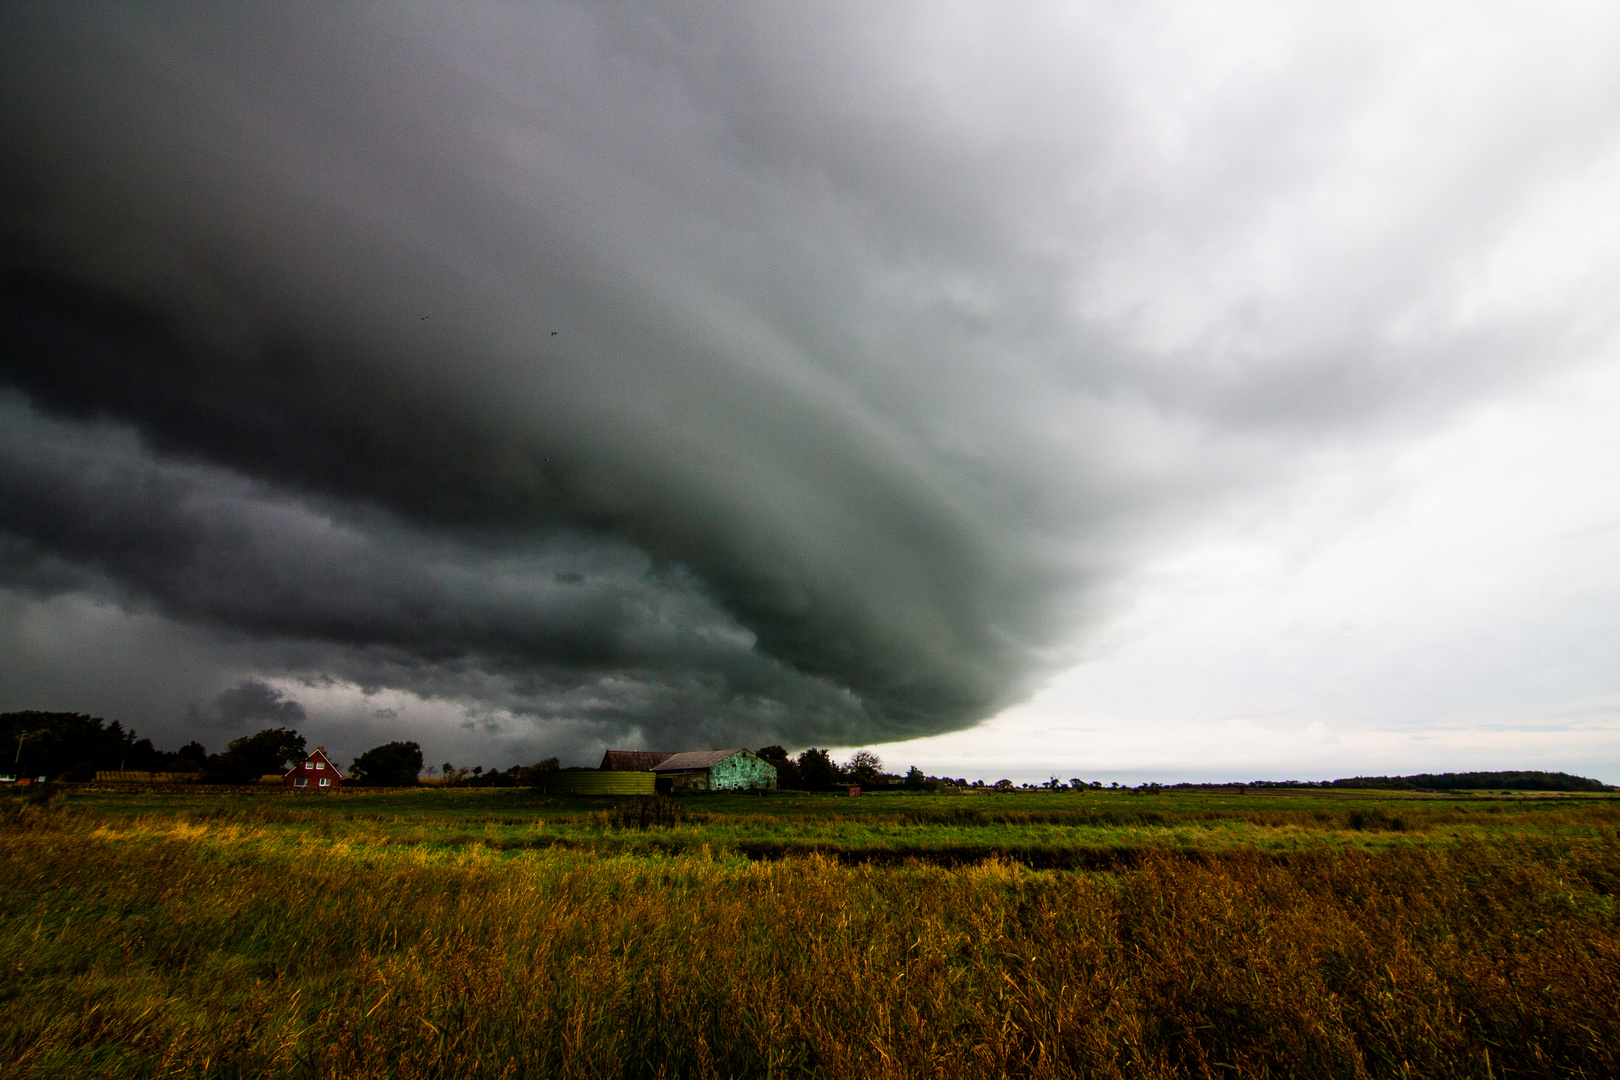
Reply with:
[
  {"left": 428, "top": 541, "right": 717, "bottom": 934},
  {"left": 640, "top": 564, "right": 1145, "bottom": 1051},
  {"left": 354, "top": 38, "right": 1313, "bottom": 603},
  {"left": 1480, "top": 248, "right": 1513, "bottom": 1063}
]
[{"left": 2, "top": 3, "right": 1617, "bottom": 761}]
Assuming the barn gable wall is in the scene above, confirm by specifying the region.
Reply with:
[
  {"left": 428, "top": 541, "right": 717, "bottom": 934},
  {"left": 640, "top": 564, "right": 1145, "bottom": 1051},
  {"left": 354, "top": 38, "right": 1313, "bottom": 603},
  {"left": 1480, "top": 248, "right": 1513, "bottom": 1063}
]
[{"left": 708, "top": 750, "right": 777, "bottom": 791}]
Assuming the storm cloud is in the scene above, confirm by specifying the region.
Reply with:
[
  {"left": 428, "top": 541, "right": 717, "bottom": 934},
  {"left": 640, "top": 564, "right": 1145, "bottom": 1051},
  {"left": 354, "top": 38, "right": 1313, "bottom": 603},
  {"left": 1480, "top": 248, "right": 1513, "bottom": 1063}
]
[
  {"left": 205, "top": 679, "right": 307, "bottom": 732},
  {"left": 2, "top": 3, "right": 1617, "bottom": 761}
]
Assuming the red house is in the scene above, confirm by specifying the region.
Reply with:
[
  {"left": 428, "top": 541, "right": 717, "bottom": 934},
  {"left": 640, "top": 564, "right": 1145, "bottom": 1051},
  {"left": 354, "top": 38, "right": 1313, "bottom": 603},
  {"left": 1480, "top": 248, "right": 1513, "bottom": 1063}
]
[{"left": 285, "top": 747, "right": 343, "bottom": 790}]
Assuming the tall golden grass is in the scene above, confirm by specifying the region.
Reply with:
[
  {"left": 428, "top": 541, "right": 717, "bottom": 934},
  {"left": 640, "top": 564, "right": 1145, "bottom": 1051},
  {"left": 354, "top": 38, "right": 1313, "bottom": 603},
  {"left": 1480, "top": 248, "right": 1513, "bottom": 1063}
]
[{"left": 1, "top": 798, "right": 1616, "bottom": 1078}]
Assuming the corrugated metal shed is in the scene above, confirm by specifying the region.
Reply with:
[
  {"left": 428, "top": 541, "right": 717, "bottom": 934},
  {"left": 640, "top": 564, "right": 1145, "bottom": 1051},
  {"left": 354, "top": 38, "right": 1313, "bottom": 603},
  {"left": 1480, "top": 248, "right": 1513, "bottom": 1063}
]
[{"left": 535, "top": 770, "right": 656, "bottom": 795}]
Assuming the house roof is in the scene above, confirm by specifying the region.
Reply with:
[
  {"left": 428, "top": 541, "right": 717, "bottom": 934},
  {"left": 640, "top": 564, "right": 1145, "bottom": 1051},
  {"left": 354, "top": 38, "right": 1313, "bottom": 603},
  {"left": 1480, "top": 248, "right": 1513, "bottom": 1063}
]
[
  {"left": 653, "top": 749, "right": 748, "bottom": 773},
  {"left": 600, "top": 750, "right": 674, "bottom": 771}
]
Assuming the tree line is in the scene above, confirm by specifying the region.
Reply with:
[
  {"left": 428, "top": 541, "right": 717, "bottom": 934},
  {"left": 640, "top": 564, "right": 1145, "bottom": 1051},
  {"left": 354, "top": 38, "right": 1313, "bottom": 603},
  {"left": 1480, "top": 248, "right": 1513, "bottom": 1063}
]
[
  {"left": 0, "top": 714, "right": 928, "bottom": 791},
  {"left": 0, "top": 711, "right": 427, "bottom": 786},
  {"left": 758, "top": 747, "right": 977, "bottom": 791},
  {"left": 9, "top": 711, "right": 1607, "bottom": 792},
  {"left": 1320, "top": 771, "right": 1610, "bottom": 792}
]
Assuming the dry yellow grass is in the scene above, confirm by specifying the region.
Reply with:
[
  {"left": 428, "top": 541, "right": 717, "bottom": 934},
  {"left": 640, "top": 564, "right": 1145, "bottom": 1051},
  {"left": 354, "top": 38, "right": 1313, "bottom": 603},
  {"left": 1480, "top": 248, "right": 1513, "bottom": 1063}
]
[{"left": 1, "top": 795, "right": 1616, "bottom": 1078}]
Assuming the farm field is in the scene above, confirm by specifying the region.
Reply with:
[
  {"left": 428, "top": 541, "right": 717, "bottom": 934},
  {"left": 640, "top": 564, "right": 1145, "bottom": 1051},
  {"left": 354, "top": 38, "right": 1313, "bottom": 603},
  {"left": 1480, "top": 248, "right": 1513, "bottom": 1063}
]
[{"left": 2, "top": 786, "right": 1617, "bottom": 1078}]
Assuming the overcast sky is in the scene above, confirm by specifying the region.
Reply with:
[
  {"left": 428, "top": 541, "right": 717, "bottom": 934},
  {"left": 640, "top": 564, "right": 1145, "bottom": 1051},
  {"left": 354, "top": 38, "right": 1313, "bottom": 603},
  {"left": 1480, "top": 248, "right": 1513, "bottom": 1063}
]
[{"left": 2, "top": 2, "right": 1616, "bottom": 782}]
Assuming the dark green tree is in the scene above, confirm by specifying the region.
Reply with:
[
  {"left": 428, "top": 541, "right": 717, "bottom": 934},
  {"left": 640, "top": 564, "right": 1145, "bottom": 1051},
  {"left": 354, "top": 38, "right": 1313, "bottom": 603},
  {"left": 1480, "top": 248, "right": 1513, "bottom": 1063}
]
[
  {"left": 349, "top": 741, "right": 424, "bottom": 786},
  {"left": 513, "top": 757, "right": 561, "bottom": 785},
  {"left": 795, "top": 748, "right": 841, "bottom": 790},
  {"left": 846, "top": 750, "right": 883, "bottom": 785},
  {"left": 756, "top": 748, "right": 801, "bottom": 789},
  {"left": 1, "top": 711, "right": 178, "bottom": 780},
  {"left": 904, "top": 765, "right": 926, "bottom": 790},
  {"left": 207, "top": 728, "right": 306, "bottom": 782}
]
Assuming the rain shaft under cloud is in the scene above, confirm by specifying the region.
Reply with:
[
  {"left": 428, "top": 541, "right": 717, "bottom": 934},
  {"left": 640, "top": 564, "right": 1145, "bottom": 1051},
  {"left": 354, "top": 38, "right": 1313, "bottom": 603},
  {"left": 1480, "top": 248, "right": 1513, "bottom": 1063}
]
[{"left": 3, "top": 3, "right": 1617, "bottom": 759}]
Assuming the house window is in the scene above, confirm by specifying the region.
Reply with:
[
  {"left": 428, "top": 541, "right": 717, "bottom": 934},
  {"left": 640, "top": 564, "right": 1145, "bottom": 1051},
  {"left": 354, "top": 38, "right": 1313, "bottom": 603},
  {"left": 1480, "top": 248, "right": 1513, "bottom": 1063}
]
[
  {"left": 315, "top": 762, "right": 324, "bottom": 770},
  {"left": 294, "top": 777, "right": 307, "bottom": 787},
  {"left": 319, "top": 778, "right": 330, "bottom": 787}
]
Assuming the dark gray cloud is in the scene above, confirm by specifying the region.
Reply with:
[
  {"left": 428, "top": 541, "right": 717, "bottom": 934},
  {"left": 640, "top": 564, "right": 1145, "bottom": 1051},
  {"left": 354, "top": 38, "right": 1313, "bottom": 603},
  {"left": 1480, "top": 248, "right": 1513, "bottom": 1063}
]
[
  {"left": 0, "top": 394, "right": 883, "bottom": 749},
  {"left": 206, "top": 679, "right": 306, "bottom": 731},
  {"left": 1, "top": 3, "right": 1614, "bottom": 762}
]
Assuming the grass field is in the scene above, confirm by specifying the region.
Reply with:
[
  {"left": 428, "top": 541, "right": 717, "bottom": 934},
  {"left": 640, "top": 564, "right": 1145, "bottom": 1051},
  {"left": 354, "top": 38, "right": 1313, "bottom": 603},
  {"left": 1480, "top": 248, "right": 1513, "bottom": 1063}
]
[{"left": 3, "top": 786, "right": 1617, "bottom": 1078}]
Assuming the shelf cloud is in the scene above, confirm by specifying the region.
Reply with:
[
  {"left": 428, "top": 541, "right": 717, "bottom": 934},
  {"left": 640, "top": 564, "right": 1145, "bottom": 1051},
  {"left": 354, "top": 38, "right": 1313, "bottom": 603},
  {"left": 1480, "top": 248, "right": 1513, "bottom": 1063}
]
[{"left": 3, "top": 3, "right": 1617, "bottom": 763}]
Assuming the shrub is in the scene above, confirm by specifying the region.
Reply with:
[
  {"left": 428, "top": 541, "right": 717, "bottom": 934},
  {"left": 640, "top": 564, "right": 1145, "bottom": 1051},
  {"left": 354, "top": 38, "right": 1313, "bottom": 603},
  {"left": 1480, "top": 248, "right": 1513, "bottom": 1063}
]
[{"left": 609, "top": 795, "right": 687, "bottom": 829}]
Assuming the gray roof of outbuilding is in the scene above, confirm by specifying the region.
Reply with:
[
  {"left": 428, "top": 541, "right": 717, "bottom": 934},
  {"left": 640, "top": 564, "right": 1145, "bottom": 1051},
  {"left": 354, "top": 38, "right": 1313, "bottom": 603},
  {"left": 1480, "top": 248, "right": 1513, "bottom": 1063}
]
[{"left": 653, "top": 749, "right": 748, "bottom": 772}]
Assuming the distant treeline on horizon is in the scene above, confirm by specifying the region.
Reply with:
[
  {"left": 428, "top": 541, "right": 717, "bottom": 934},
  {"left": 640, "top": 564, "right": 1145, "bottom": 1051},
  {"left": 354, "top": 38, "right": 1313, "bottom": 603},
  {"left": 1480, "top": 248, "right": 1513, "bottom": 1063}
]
[
  {"left": 1226, "top": 772, "right": 1610, "bottom": 792},
  {"left": 1, "top": 711, "right": 1612, "bottom": 792},
  {"left": 1328, "top": 771, "right": 1609, "bottom": 792}
]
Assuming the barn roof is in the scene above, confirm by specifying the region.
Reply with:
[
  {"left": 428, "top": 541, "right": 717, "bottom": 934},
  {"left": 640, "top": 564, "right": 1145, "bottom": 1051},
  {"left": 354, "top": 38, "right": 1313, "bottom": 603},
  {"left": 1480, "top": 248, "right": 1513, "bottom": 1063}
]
[
  {"left": 653, "top": 749, "right": 747, "bottom": 772},
  {"left": 600, "top": 750, "right": 674, "bottom": 771}
]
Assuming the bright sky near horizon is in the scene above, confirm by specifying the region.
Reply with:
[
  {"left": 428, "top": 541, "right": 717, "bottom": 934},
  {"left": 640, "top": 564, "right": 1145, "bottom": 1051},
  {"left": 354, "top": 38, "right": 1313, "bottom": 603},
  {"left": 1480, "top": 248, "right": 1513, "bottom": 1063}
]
[
  {"left": 2, "top": 3, "right": 1617, "bottom": 782},
  {"left": 867, "top": 355, "right": 1620, "bottom": 783}
]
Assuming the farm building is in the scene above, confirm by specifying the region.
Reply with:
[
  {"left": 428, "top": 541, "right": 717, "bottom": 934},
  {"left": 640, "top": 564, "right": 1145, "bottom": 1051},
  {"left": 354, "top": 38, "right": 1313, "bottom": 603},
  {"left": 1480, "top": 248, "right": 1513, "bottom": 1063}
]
[
  {"left": 533, "top": 768, "right": 656, "bottom": 796},
  {"left": 285, "top": 747, "right": 343, "bottom": 790},
  {"left": 600, "top": 750, "right": 674, "bottom": 772},
  {"left": 600, "top": 748, "right": 777, "bottom": 792}
]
